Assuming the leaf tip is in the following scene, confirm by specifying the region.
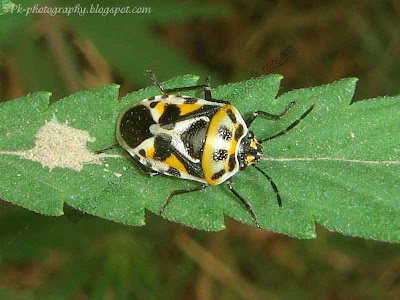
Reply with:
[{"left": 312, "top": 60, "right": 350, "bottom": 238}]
[
  {"left": 340, "top": 77, "right": 359, "bottom": 86},
  {"left": 110, "top": 83, "right": 121, "bottom": 90},
  {"left": 274, "top": 73, "right": 284, "bottom": 81}
]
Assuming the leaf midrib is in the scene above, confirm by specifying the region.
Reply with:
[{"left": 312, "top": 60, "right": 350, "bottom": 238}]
[{"left": 263, "top": 157, "right": 400, "bottom": 165}]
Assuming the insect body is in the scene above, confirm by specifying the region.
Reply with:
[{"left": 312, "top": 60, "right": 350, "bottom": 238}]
[
  {"left": 106, "top": 71, "right": 314, "bottom": 229},
  {"left": 117, "top": 95, "right": 247, "bottom": 185}
]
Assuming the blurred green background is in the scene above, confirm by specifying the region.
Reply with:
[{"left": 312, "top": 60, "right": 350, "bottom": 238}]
[{"left": 1, "top": 0, "right": 400, "bottom": 299}]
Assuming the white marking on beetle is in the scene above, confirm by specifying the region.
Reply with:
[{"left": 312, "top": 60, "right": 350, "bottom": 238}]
[{"left": 0, "top": 116, "right": 122, "bottom": 171}]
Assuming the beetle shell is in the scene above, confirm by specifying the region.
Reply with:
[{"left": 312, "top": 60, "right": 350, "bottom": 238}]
[{"left": 116, "top": 94, "right": 248, "bottom": 185}]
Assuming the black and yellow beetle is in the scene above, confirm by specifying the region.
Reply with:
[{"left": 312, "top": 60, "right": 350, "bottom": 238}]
[{"left": 98, "top": 71, "right": 314, "bottom": 228}]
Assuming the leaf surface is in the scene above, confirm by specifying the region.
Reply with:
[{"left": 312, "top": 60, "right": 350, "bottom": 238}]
[{"left": 1, "top": 74, "right": 399, "bottom": 242}]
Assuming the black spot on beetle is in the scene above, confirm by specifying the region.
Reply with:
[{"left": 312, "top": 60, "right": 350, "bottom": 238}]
[
  {"left": 167, "top": 167, "right": 181, "bottom": 177},
  {"left": 150, "top": 101, "right": 159, "bottom": 108},
  {"left": 211, "top": 169, "right": 226, "bottom": 180},
  {"left": 159, "top": 104, "right": 181, "bottom": 124},
  {"left": 153, "top": 134, "right": 173, "bottom": 161},
  {"left": 162, "top": 94, "right": 168, "bottom": 98},
  {"left": 234, "top": 124, "right": 244, "bottom": 140},
  {"left": 228, "top": 155, "right": 236, "bottom": 171},
  {"left": 139, "top": 149, "right": 146, "bottom": 157},
  {"left": 218, "top": 126, "right": 232, "bottom": 140},
  {"left": 213, "top": 149, "right": 228, "bottom": 162},
  {"left": 184, "top": 97, "right": 197, "bottom": 104},
  {"left": 227, "top": 109, "right": 237, "bottom": 123},
  {"left": 147, "top": 96, "right": 155, "bottom": 101},
  {"left": 119, "top": 105, "right": 155, "bottom": 149}
]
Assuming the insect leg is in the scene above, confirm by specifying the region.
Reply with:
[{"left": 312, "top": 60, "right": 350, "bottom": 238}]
[
  {"left": 204, "top": 76, "right": 212, "bottom": 100},
  {"left": 253, "top": 165, "right": 282, "bottom": 207},
  {"left": 146, "top": 69, "right": 209, "bottom": 94},
  {"left": 146, "top": 70, "right": 229, "bottom": 103},
  {"left": 94, "top": 143, "right": 119, "bottom": 154},
  {"left": 245, "top": 101, "right": 295, "bottom": 127},
  {"left": 260, "top": 104, "right": 314, "bottom": 143},
  {"left": 226, "top": 181, "right": 261, "bottom": 229},
  {"left": 159, "top": 183, "right": 208, "bottom": 215}
]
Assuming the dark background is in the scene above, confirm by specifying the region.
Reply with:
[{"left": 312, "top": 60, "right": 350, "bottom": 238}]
[{"left": 1, "top": 0, "right": 400, "bottom": 299}]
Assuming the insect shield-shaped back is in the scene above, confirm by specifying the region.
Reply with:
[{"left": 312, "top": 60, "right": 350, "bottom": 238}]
[{"left": 116, "top": 94, "right": 248, "bottom": 186}]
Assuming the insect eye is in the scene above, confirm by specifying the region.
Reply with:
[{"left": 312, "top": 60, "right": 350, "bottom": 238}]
[{"left": 248, "top": 131, "right": 254, "bottom": 139}]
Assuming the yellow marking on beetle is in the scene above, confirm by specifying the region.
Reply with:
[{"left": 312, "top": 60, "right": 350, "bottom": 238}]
[
  {"left": 229, "top": 142, "right": 238, "bottom": 157},
  {"left": 155, "top": 102, "right": 166, "bottom": 115},
  {"left": 247, "top": 156, "right": 255, "bottom": 164},
  {"left": 177, "top": 104, "right": 203, "bottom": 116},
  {"left": 202, "top": 104, "right": 232, "bottom": 185},
  {"left": 165, "top": 154, "right": 187, "bottom": 174},
  {"left": 250, "top": 140, "right": 257, "bottom": 149},
  {"left": 146, "top": 146, "right": 155, "bottom": 159},
  {"left": 228, "top": 123, "right": 242, "bottom": 156},
  {"left": 229, "top": 140, "right": 238, "bottom": 155}
]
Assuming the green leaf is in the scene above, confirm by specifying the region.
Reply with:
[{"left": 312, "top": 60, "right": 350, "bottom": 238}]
[
  {"left": 0, "top": 75, "right": 199, "bottom": 222},
  {"left": 0, "top": 74, "right": 399, "bottom": 242},
  {"left": 264, "top": 79, "right": 400, "bottom": 242}
]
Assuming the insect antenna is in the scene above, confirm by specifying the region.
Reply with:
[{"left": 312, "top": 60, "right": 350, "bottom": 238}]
[
  {"left": 260, "top": 104, "right": 314, "bottom": 143},
  {"left": 252, "top": 165, "right": 282, "bottom": 207}
]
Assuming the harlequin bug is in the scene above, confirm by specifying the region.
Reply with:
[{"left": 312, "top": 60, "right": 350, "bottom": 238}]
[{"left": 97, "top": 71, "right": 314, "bottom": 229}]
